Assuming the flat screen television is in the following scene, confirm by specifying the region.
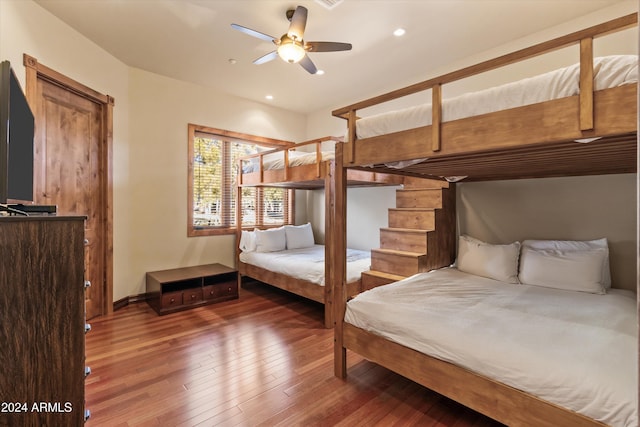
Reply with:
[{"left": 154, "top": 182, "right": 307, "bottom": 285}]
[{"left": 0, "top": 60, "right": 35, "bottom": 205}]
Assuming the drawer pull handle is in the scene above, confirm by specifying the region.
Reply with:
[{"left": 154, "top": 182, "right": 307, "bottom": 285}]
[
  {"left": 170, "top": 298, "right": 175, "bottom": 303},
  {"left": 84, "top": 366, "right": 91, "bottom": 378},
  {"left": 84, "top": 280, "right": 91, "bottom": 288},
  {"left": 85, "top": 323, "right": 91, "bottom": 334},
  {"left": 84, "top": 409, "right": 91, "bottom": 422},
  {"left": 191, "top": 294, "right": 196, "bottom": 299}
]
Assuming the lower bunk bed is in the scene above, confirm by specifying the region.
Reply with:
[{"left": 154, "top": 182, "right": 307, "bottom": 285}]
[
  {"left": 236, "top": 137, "right": 402, "bottom": 328},
  {"left": 338, "top": 237, "right": 637, "bottom": 427},
  {"left": 238, "top": 224, "right": 370, "bottom": 328}
]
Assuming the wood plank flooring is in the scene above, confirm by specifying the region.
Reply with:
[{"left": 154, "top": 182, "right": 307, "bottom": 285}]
[{"left": 85, "top": 281, "right": 504, "bottom": 426}]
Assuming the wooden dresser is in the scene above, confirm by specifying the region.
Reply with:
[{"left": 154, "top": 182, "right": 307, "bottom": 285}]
[{"left": 0, "top": 216, "right": 88, "bottom": 426}]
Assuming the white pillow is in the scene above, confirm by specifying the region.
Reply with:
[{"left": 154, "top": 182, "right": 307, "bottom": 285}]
[
  {"left": 254, "top": 227, "right": 286, "bottom": 252},
  {"left": 285, "top": 223, "right": 315, "bottom": 249},
  {"left": 456, "top": 235, "right": 520, "bottom": 283},
  {"left": 518, "top": 247, "right": 608, "bottom": 294},
  {"left": 239, "top": 230, "right": 256, "bottom": 252},
  {"left": 521, "top": 238, "right": 611, "bottom": 288},
  {"left": 244, "top": 157, "right": 259, "bottom": 173}
]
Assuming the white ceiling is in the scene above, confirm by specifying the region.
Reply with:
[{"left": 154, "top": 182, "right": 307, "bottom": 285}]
[{"left": 34, "top": 0, "right": 628, "bottom": 114}]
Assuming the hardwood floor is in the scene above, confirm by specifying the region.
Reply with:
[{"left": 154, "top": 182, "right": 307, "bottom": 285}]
[{"left": 85, "top": 281, "right": 504, "bottom": 426}]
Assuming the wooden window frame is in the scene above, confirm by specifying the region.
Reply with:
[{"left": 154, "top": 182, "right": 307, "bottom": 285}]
[{"left": 187, "top": 124, "right": 293, "bottom": 237}]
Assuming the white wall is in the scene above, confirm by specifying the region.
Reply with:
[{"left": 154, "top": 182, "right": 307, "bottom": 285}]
[
  {"left": 307, "top": 185, "right": 398, "bottom": 250},
  {"left": 1, "top": 0, "right": 306, "bottom": 301},
  {"left": 126, "top": 68, "right": 306, "bottom": 297}
]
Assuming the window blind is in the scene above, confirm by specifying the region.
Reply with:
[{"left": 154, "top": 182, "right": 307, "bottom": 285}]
[{"left": 192, "top": 131, "right": 289, "bottom": 230}]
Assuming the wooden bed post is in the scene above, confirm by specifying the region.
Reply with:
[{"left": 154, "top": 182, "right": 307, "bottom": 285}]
[
  {"left": 347, "top": 110, "right": 357, "bottom": 164},
  {"left": 283, "top": 149, "right": 289, "bottom": 182},
  {"left": 324, "top": 160, "right": 335, "bottom": 328},
  {"left": 316, "top": 142, "right": 322, "bottom": 178},
  {"left": 333, "top": 142, "right": 348, "bottom": 378},
  {"left": 235, "top": 183, "right": 243, "bottom": 290},
  {"left": 579, "top": 37, "right": 594, "bottom": 131},
  {"left": 432, "top": 84, "right": 442, "bottom": 152}
]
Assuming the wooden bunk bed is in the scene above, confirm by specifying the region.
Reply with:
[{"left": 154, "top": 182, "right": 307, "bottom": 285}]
[
  {"left": 236, "top": 137, "right": 402, "bottom": 328},
  {"left": 331, "top": 13, "right": 638, "bottom": 427}
]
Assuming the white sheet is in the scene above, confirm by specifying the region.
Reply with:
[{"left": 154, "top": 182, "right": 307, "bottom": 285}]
[
  {"left": 356, "top": 55, "right": 638, "bottom": 139},
  {"left": 345, "top": 267, "right": 637, "bottom": 427},
  {"left": 239, "top": 244, "right": 369, "bottom": 285},
  {"left": 243, "top": 151, "right": 335, "bottom": 173}
]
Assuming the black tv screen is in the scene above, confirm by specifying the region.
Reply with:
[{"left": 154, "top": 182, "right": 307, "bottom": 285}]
[{"left": 0, "top": 60, "right": 34, "bottom": 204}]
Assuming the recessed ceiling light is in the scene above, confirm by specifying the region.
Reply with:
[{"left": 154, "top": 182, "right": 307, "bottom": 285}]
[
  {"left": 228, "top": 58, "right": 237, "bottom": 64},
  {"left": 393, "top": 28, "right": 406, "bottom": 37},
  {"left": 315, "top": 0, "right": 344, "bottom": 10},
  {"left": 265, "top": 95, "right": 274, "bottom": 100},
  {"left": 315, "top": 69, "right": 325, "bottom": 75}
]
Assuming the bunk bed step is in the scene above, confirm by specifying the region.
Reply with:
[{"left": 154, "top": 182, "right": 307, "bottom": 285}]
[
  {"left": 388, "top": 208, "right": 435, "bottom": 230},
  {"left": 402, "top": 176, "right": 450, "bottom": 189},
  {"left": 380, "top": 227, "right": 431, "bottom": 253},
  {"left": 371, "top": 248, "right": 427, "bottom": 277},
  {"left": 396, "top": 188, "right": 443, "bottom": 209},
  {"left": 361, "top": 270, "right": 406, "bottom": 291}
]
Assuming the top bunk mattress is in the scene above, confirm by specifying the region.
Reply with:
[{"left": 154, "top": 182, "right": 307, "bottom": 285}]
[
  {"left": 344, "top": 267, "right": 637, "bottom": 427},
  {"left": 243, "top": 150, "right": 335, "bottom": 173},
  {"left": 239, "top": 244, "right": 370, "bottom": 285},
  {"left": 355, "top": 55, "right": 638, "bottom": 139}
]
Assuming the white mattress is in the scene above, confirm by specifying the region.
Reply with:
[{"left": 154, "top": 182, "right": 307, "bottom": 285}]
[
  {"left": 344, "top": 267, "right": 637, "bottom": 427},
  {"left": 356, "top": 55, "right": 638, "bottom": 139},
  {"left": 239, "top": 244, "right": 369, "bottom": 285},
  {"left": 243, "top": 151, "right": 335, "bottom": 173}
]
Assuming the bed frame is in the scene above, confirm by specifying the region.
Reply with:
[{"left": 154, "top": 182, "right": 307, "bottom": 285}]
[
  {"left": 331, "top": 14, "right": 636, "bottom": 427},
  {"left": 236, "top": 137, "right": 402, "bottom": 328}
]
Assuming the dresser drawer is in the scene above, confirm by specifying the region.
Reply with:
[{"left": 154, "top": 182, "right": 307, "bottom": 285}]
[
  {"left": 161, "top": 291, "right": 183, "bottom": 308},
  {"left": 184, "top": 288, "right": 203, "bottom": 304},
  {"left": 203, "top": 281, "right": 238, "bottom": 300}
]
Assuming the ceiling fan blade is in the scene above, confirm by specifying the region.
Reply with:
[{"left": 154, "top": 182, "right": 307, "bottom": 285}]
[
  {"left": 306, "top": 41, "right": 353, "bottom": 52},
  {"left": 299, "top": 54, "right": 317, "bottom": 74},
  {"left": 287, "top": 6, "right": 308, "bottom": 41},
  {"left": 231, "top": 23, "right": 277, "bottom": 43},
  {"left": 253, "top": 51, "right": 278, "bottom": 65}
]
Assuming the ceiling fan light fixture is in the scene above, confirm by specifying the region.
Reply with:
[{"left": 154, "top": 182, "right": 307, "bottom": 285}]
[
  {"left": 277, "top": 36, "right": 306, "bottom": 63},
  {"left": 232, "top": 7, "right": 351, "bottom": 74}
]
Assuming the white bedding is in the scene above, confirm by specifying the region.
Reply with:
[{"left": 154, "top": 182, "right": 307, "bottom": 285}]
[
  {"left": 243, "top": 151, "right": 335, "bottom": 173},
  {"left": 344, "top": 267, "right": 637, "bottom": 427},
  {"left": 356, "top": 55, "right": 638, "bottom": 139},
  {"left": 239, "top": 244, "right": 369, "bottom": 285}
]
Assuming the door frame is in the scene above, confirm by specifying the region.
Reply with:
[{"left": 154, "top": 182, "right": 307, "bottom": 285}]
[{"left": 23, "top": 53, "right": 114, "bottom": 316}]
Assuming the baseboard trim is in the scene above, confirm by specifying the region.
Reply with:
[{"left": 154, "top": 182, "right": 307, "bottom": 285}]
[{"left": 113, "top": 292, "right": 152, "bottom": 311}]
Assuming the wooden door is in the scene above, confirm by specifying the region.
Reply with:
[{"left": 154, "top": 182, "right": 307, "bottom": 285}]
[{"left": 24, "top": 55, "right": 113, "bottom": 320}]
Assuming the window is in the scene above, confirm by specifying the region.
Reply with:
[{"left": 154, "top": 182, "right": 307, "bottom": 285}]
[{"left": 188, "top": 124, "right": 294, "bottom": 236}]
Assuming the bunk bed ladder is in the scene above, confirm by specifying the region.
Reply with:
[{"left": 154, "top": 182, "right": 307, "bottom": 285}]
[{"left": 362, "top": 177, "right": 456, "bottom": 290}]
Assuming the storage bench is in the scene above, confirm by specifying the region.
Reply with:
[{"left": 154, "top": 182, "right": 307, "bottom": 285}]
[{"left": 146, "top": 263, "right": 238, "bottom": 315}]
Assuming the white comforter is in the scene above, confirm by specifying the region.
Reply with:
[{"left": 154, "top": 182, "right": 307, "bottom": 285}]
[
  {"left": 345, "top": 267, "right": 637, "bottom": 427},
  {"left": 356, "top": 55, "right": 638, "bottom": 139},
  {"left": 239, "top": 244, "right": 369, "bottom": 285}
]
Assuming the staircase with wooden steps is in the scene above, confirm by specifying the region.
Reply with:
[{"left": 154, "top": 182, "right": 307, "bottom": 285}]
[{"left": 362, "top": 177, "right": 456, "bottom": 291}]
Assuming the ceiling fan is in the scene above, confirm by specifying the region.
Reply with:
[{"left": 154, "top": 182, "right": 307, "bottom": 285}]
[{"left": 231, "top": 5, "right": 352, "bottom": 74}]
